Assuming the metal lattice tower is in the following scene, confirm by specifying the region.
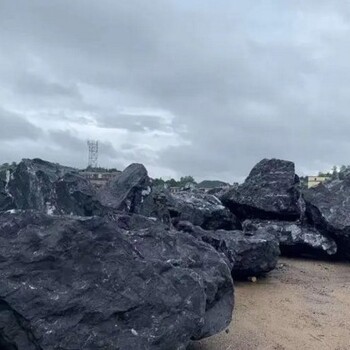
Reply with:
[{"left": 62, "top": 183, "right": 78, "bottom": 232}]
[{"left": 87, "top": 140, "right": 99, "bottom": 168}]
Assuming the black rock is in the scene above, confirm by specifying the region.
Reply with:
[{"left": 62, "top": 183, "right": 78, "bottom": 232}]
[
  {"left": 304, "top": 177, "right": 350, "bottom": 259},
  {"left": 176, "top": 221, "right": 280, "bottom": 279},
  {"left": 54, "top": 172, "right": 109, "bottom": 216},
  {"left": 0, "top": 211, "right": 233, "bottom": 349},
  {"left": 138, "top": 188, "right": 172, "bottom": 225},
  {"left": 221, "top": 159, "right": 302, "bottom": 221},
  {"left": 99, "top": 164, "right": 171, "bottom": 224},
  {"left": 99, "top": 163, "right": 151, "bottom": 212},
  {"left": 0, "top": 159, "right": 105, "bottom": 216},
  {"left": 168, "top": 190, "right": 240, "bottom": 231},
  {"left": 242, "top": 219, "right": 337, "bottom": 257},
  {"left": 207, "top": 186, "right": 232, "bottom": 197}
]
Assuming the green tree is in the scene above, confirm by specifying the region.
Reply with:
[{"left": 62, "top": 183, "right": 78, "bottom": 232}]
[
  {"left": 179, "top": 176, "right": 196, "bottom": 187},
  {"left": 166, "top": 178, "right": 178, "bottom": 187},
  {"left": 331, "top": 165, "right": 338, "bottom": 179},
  {"left": 153, "top": 178, "right": 166, "bottom": 187}
]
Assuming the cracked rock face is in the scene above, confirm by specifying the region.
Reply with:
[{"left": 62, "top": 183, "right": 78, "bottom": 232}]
[
  {"left": 242, "top": 220, "right": 337, "bottom": 257},
  {"left": 0, "top": 211, "right": 233, "bottom": 350},
  {"left": 221, "top": 159, "right": 302, "bottom": 221},
  {"left": 167, "top": 190, "right": 240, "bottom": 231},
  {"left": 99, "top": 163, "right": 171, "bottom": 224},
  {"left": 99, "top": 163, "right": 151, "bottom": 212},
  {"left": 0, "top": 159, "right": 103, "bottom": 216},
  {"left": 176, "top": 221, "right": 280, "bottom": 279},
  {"left": 0, "top": 169, "right": 14, "bottom": 211},
  {"left": 304, "top": 177, "right": 350, "bottom": 259}
]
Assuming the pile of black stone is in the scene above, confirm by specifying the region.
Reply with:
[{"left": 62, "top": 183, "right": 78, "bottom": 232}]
[
  {"left": 220, "top": 158, "right": 346, "bottom": 260},
  {"left": 0, "top": 159, "right": 234, "bottom": 350},
  {"left": 1, "top": 156, "right": 347, "bottom": 349}
]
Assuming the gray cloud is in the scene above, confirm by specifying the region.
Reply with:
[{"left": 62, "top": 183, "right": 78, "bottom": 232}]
[
  {"left": 0, "top": 108, "right": 42, "bottom": 141},
  {"left": 15, "top": 72, "right": 80, "bottom": 98},
  {"left": 97, "top": 114, "right": 171, "bottom": 132},
  {"left": 1, "top": 1, "right": 350, "bottom": 180}
]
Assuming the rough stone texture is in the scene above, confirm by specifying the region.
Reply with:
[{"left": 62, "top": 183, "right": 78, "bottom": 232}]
[
  {"left": 138, "top": 188, "right": 172, "bottom": 225},
  {"left": 99, "top": 163, "right": 171, "bottom": 224},
  {"left": 8, "top": 159, "right": 75, "bottom": 210},
  {"left": 0, "top": 166, "right": 14, "bottom": 211},
  {"left": 176, "top": 221, "right": 280, "bottom": 279},
  {"left": 168, "top": 190, "right": 240, "bottom": 231},
  {"left": 221, "top": 159, "right": 302, "bottom": 221},
  {"left": 304, "top": 177, "right": 350, "bottom": 259},
  {"left": 242, "top": 219, "right": 337, "bottom": 257},
  {"left": 99, "top": 163, "right": 151, "bottom": 212},
  {"left": 0, "top": 159, "right": 103, "bottom": 216},
  {"left": 207, "top": 183, "right": 239, "bottom": 199},
  {"left": 54, "top": 172, "right": 106, "bottom": 216},
  {"left": 0, "top": 211, "right": 233, "bottom": 350}
]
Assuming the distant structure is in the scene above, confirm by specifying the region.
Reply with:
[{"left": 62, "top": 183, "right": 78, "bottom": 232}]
[
  {"left": 87, "top": 140, "right": 99, "bottom": 168},
  {"left": 80, "top": 170, "right": 121, "bottom": 188},
  {"left": 307, "top": 176, "right": 330, "bottom": 189},
  {"left": 82, "top": 139, "right": 121, "bottom": 188}
]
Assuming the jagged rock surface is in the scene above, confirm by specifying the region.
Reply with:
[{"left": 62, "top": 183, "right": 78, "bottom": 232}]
[
  {"left": 168, "top": 190, "right": 240, "bottom": 231},
  {"left": 0, "top": 159, "right": 104, "bottom": 216},
  {"left": 99, "top": 163, "right": 171, "bottom": 224},
  {"left": 221, "top": 159, "right": 302, "bottom": 221},
  {"left": 304, "top": 177, "right": 350, "bottom": 259},
  {"left": 242, "top": 219, "right": 337, "bottom": 257},
  {"left": 99, "top": 163, "right": 151, "bottom": 212},
  {"left": 176, "top": 221, "right": 280, "bottom": 278},
  {"left": 0, "top": 211, "right": 233, "bottom": 350},
  {"left": 0, "top": 166, "right": 14, "bottom": 211}
]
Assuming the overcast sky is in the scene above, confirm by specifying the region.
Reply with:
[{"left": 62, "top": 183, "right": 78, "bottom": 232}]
[{"left": 1, "top": 1, "right": 350, "bottom": 182}]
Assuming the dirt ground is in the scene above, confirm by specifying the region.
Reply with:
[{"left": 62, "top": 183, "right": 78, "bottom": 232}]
[{"left": 190, "top": 257, "right": 350, "bottom": 350}]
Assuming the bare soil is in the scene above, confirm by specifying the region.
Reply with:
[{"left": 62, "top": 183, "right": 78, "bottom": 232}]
[{"left": 190, "top": 257, "right": 350, "bottom": 350}]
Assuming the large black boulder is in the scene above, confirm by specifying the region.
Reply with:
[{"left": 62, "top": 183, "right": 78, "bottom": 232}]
[
  {"left": 176, "top": 221, "right": 280, "bottom": 278},
  {"left": 242, "top": 219, "right": 337, "bottom": 257},
  {"left": 54, "top": 172, "right": 105, "bottom": 216},
  {"left": 304, "top": 177, "right": 350, "bottom": 259},
  {"left": 168, "top": 190, "right": 240, "bottom": 231},
  {"left": 0, "top": 211, "right": 233, "bottom": 349},
  {"left": 221, "top": 159, "right": 302, "bottom": 221},
  {"left": 0, "top": 159, "right": 102, "bottom": 216},
  {"left": 99, "top": 163, "right": 151, "bottom": 212},
  {"left": 99, "top": 164, "right": 171, "bottom": 224}
]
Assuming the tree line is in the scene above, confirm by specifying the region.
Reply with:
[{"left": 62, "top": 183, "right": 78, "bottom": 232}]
[
  {"left": 318, "top": 165, "right": 350, "bottom": 180},
  {"left": 153, "top": 176, "right": 197, "bottom": 188}
]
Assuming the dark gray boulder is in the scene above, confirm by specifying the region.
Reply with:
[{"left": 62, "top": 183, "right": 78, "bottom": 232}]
[
  {"left": 168, "top": 190, "right": 240, "bottom": 231},
  {"left": 99, "top": 163, "right": 151, "bottom": 212},
  {"left": 176, "top": 221, "right": 280, "bottom": 279},
  {"left": 304, "top": 177, "right": 350, "bottom": 259},
  {"left": 242, "top": 219, "right": 337, "bottom": 257},
  {"left": 0, "top": 211, "right": 233, "bottom": 349},
  {"left": 221, "top": 159, "right": 302, "bottom": 221},
  {"left": 7, "top": 159, "right": 75, "bottom": 211},
  {"left": 0, "top": 159, "right": 104, "bottom": 216},
  {"left": 54, "top": 172, "right": 105, "bottom": 216},
  {"left": 207, "top": 186, "right": 233, "bottom": 197},
  {"left": 99, "top": 163, "right": 171, "bottom": 224},
  {"left": 137, "top": 188, "right": 172, "bottom": 225}
]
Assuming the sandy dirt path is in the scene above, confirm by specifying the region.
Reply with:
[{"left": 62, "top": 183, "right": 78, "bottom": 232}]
[{"left": 190, "top": 257, "right": 350, "bottom": 350}]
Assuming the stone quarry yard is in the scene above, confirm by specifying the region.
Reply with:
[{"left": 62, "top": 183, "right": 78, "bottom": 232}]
[{"left": 191, "top": 257, "right": 350, "bottom": 350}]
